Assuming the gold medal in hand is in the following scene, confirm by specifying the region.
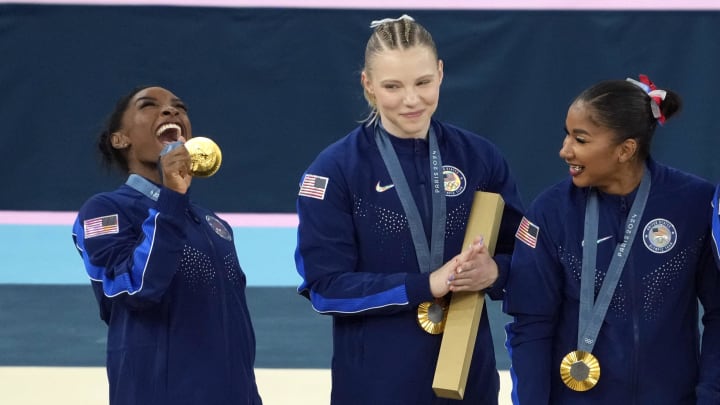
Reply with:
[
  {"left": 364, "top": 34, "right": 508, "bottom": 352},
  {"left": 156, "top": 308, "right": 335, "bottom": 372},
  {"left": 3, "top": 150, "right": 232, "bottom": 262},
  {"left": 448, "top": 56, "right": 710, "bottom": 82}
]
[{"left": 185, "top": 137, "right": 222, "bottom": 177}]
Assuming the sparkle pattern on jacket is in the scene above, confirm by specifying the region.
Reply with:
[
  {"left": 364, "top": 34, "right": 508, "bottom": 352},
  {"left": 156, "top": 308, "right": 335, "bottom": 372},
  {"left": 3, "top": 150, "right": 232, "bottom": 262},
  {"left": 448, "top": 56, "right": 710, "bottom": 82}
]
[
  {"left": 504, "top": 159, "right": 720, "bottom": 405},
  {"left": 72, "top": 176, "right": 262, "bottom": 405},
  {"left": 296, "top": 120, "right": 524, "bottom": 404}
]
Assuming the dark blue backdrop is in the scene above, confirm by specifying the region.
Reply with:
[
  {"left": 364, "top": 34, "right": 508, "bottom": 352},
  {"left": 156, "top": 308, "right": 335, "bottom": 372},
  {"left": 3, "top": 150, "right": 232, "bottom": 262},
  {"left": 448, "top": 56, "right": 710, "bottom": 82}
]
[{"left": 2, "top": 5, "right": 719, "bottom": 212}]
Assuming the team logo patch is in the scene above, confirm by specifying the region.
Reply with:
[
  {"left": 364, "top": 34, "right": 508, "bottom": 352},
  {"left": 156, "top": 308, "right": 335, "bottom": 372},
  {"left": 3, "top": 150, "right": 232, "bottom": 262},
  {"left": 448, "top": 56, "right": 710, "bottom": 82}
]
[
  {"left": 299, "top": 173, "right": 329, "bottom": 200},
  {"left": 206, "top": 215, "right": 232, "bottom": 241},
  {"left": 84, "top": 214, "right": 119, "bottom": 239},
  {"left": 443, "top": 165, "right": 466, "bottom": 197},
  {"left": 642, "top": 218, "right": 676, "bottom": 253}
]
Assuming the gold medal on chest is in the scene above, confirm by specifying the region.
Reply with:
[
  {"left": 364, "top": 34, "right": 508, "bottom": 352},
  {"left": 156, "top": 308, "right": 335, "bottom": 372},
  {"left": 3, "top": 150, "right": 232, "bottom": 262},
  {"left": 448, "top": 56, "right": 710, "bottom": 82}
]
[
  {"left": 417, "top": 298, "right": 448, "bottom": 334},
  {"left": 560, "top": 350, "right": 601, "bottom": 391}
]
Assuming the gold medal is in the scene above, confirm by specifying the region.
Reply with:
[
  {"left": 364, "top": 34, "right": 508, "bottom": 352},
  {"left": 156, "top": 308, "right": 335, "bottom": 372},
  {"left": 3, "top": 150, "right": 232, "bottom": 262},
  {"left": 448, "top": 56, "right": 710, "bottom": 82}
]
[
  {"left": 417, "top": 298, "right": 448, "bottom": 334},
  {"left": 560, "top": 350, "right": 601, "bottom": 391},
  {"left": 185, "top": 137, "right": 222, "bottom": 177}
]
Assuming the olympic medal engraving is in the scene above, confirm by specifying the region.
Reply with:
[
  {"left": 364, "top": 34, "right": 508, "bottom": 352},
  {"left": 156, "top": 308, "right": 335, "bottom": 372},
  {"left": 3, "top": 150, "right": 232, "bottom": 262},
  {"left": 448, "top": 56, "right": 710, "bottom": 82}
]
[
  {"left": 560, "top": 350, "right": 601, "bottom": 392},
  {"left": 185, "top": 137, "right": 222, "bottom": 177}
]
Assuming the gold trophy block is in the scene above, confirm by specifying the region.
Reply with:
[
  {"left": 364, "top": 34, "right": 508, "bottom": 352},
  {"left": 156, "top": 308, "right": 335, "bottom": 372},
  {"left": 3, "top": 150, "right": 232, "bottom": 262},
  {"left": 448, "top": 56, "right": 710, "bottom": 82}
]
[{"left": 432, "top": 192, "right": 505, "bottom": 399}]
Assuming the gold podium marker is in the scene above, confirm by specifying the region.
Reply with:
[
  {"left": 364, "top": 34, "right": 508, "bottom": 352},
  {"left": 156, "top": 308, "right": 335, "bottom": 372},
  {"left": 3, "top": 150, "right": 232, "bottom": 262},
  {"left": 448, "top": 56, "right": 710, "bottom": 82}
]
[{"left": 432, "top": 192, "right": 505, "bottom": 399}]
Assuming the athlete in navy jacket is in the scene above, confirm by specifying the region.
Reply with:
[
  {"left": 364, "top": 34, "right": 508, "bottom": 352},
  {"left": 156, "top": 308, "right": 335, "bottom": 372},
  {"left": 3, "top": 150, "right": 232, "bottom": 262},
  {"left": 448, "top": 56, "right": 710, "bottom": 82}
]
[
  {"left": 295, "top": 16, "right": 523, "bottom": 404},
  {"left": 72, "top": 86, "right": 262, "bottom": 405},
  {"left": 505, "top": 76, "right": 720, "bottom": 404}
]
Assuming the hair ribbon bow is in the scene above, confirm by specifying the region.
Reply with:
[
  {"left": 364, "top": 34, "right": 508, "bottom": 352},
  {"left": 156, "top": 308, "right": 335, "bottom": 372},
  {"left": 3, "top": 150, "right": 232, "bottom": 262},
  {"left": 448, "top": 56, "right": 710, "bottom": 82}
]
[{"left": 627, "top": 74, "right": 667, "bottom": 125}]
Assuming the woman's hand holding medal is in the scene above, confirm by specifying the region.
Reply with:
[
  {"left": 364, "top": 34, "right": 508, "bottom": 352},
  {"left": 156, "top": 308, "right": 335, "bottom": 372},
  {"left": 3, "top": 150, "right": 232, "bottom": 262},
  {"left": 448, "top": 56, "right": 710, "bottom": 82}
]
[{"left": 159, "top": 138, "right": 192, "bottom": 194}]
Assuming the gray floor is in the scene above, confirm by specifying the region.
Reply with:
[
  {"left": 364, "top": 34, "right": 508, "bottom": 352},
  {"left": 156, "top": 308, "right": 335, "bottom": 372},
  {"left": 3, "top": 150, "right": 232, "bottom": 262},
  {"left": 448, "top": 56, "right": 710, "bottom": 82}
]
[{"left": 0, "top": 285, "right": 512, "bottom": 369}]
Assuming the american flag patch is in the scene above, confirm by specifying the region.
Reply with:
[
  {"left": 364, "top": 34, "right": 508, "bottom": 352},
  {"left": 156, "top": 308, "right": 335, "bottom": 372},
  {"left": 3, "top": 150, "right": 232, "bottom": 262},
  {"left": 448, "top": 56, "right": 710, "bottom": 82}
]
[
  {"left": 84, "top": 214, "right": 119, "bottom": 239},
  {"left": 516, "top": 216, "right": 540, "bottom": 248},
  {"left": 298, "top": 174, "right": 329, "bottom": 200}
]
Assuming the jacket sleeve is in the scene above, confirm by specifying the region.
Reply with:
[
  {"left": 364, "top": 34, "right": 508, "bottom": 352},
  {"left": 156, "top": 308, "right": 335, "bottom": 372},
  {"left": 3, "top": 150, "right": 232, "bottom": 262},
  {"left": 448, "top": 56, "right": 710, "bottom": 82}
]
[
  {"left": 503, "top": 205, "right": 562, "bottom": 405},
  {"left": 696, "top": 234, "right": 720, "bottom": 404},
  {"left": 295, "top": 154, "right": 434, "bottom": 317},
  {"left": 72, "top": 188, "right": 189, "bottom": 310},
  {"left": 484, "top": 142, "right": 525, "bottom": 300}
]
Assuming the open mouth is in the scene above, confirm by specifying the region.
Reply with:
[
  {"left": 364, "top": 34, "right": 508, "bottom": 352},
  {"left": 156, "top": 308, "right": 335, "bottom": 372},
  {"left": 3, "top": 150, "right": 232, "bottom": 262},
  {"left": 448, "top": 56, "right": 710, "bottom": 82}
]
[
  {"left": 569, "top": 164, "right": 585, "bottom": 175},
  {"left": 155, "top": 123, "right": 182, "bottom": 144}
]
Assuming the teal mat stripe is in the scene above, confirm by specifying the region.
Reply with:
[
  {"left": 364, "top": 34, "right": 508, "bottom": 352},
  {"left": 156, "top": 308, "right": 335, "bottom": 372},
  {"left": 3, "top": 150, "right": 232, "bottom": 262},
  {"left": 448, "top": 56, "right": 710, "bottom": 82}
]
[{"left": 0, "top": 225, "right": 301, "bottom": 286}]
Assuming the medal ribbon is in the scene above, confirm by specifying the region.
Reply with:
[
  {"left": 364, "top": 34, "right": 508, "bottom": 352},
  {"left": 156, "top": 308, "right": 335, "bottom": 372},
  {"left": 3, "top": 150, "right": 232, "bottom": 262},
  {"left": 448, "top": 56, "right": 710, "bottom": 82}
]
[
  {"left": 578, "top": 167, "right": 651, "bottom": 352},
  {"left": 126, "top": 174, "right": 161, "bottom": 201},
  {"left": 374, "top": 124, "right": 446, "bottom": 273},
  {"left": 130, "top": 141, "right": 187, "bottom": 199}
]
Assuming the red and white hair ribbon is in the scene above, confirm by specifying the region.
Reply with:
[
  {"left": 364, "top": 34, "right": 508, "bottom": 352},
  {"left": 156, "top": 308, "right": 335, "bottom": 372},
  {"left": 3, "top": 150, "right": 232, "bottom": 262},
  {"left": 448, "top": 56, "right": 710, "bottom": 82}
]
[{"left": 627, "top": 74, "right": 667, "bottom": 125}]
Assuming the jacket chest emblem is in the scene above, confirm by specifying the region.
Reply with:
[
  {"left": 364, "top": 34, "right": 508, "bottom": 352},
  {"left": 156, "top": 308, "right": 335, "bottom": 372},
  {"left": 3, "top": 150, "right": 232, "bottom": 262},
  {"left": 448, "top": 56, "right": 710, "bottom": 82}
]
[
  {"left": 642, "top": 218, "right": 677, "bottom": 253},
  {"left": 206, "top": 215, "right": 232, "bottom": 242},
  {"left": 442, "top": 165, "right": 466, "bottom": 197}
]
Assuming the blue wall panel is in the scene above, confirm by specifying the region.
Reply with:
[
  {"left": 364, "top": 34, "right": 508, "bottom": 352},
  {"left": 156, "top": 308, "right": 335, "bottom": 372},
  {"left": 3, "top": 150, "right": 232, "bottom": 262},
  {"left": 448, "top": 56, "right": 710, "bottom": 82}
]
[{"left": 2, "top": 6, "right": 719, "bottom": 214}]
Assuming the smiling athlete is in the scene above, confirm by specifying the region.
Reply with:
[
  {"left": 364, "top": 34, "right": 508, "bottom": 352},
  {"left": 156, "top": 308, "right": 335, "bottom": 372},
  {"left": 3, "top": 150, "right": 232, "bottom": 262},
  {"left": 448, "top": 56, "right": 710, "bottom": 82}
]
[
  {"left": 72, "top": 86, "right": 262, "bottom": 405},
  {"left": 294, "top": 15, "right": 524, "bottom": 405},
  {"left": 504, "top": 76, "right": 720, "bottom": 404}
]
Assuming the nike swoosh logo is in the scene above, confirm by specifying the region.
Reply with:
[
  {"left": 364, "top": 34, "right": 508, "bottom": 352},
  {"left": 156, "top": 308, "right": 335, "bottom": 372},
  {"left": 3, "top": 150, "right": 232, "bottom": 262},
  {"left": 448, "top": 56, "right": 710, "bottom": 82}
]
[
  {"left": 375, "top": 181, "right": 395, "bottom": 192},
  {"left": 581, "top": 235, "right": 614, "bottom": 247}
]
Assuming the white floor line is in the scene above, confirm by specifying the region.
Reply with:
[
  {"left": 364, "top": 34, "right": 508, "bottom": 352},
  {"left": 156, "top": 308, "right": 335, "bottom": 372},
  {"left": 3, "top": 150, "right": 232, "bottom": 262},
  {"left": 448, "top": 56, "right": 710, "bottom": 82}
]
[{"left": 0, "top": 367, "right": 513, "bottom": 404}]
